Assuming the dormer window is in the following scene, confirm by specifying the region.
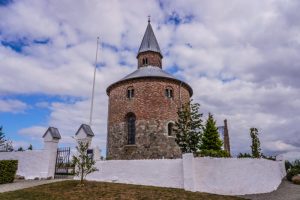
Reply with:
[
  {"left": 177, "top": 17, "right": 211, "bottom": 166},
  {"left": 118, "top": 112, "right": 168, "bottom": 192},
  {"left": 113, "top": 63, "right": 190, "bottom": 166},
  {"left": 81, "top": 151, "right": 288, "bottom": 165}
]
[
  {"left": 127, "top": 87, "right": 134, "bottom": 99},
  {"left": 142, "top": 58, "right": 148, "bottom": 65},
  {"left": 165, "top": 87, "right": 173, "bottom": 98}
]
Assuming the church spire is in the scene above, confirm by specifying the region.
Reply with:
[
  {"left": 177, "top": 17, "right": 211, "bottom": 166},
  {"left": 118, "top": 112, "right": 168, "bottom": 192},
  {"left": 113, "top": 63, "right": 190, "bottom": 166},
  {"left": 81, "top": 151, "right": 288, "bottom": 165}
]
[{"left": 137, "top": 18, "right": 163, "bottom": 68}]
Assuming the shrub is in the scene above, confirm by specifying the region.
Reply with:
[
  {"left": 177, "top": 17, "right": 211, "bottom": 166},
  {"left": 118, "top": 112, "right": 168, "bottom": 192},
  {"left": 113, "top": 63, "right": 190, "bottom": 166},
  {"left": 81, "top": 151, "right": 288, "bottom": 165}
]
[
  {"left": 261, "top": 154, "right": 276, "bottom": 160},
  {"left": 72, "top": 141, "right": 98, "bottom": 185},
  {"left": 237, "top": 153, "right": 252, "bottom": 158},
  {"left": 197, "top": 149, "right": 230, "bottom": 158},
  {"left": 0, "top": 160, "right": 18, "bottom": 184},
  {"left": 286, "top": 159, "right": 300, "bottom": 182},
  {"left": 287, "top": 168, "right": 300, "bottom": 181}
]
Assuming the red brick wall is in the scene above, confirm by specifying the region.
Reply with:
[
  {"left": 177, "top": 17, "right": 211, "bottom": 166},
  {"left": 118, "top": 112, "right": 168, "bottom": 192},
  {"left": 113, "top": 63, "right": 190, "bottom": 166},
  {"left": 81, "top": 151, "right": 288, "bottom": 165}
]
[
  {"left": 106, "top": 78, "right": 191, "bottom": 159},
  {"left": 107, "top": 78, "right": 190, "bottom": 124},
  {"left": 137, "top": 51, "right": 162, "bottom": 68}
]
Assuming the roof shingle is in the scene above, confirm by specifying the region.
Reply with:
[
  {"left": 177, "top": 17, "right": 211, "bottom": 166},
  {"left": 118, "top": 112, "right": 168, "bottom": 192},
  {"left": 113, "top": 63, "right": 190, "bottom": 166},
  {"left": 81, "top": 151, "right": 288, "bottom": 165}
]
[
  {"left": 75, "top": 124, "right": 95, "bottom": 137},
  {"left": 107, "top": 66, "right": 193, "bottom": 96},
  {"left": 43, "top": 127, "right": 61, "bottom": 139},
  {"left": 137, "top": 22, "right": 162, "bottom": 57}
]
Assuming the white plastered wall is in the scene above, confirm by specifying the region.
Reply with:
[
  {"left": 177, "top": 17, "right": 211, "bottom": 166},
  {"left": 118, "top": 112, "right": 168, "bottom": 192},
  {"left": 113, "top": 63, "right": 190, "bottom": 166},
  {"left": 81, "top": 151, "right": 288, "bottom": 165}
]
[
  {"left": 83, "top": 154, "right": 286, "bottom": 195},
  {"left": 76, "top": 128, "right": 92, "bottom": 148},
  {"left": 193, "top": 157, "right": 285, "bottom": 195},
  {"left": 0, "top": 150, "right": 51, "bottom": 179},
  {"left": 0, "top": 130, "right": 59, "bottom": 179},
  {"left": 85, "top": 159, "right": 184, "bottom": 189}
]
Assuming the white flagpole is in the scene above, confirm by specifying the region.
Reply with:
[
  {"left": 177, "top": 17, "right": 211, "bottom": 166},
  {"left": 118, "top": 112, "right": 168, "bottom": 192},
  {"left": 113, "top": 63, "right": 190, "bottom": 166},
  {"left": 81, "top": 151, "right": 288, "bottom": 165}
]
[{"left": 89, "top": 37, "right": 100, "bottom": 126}]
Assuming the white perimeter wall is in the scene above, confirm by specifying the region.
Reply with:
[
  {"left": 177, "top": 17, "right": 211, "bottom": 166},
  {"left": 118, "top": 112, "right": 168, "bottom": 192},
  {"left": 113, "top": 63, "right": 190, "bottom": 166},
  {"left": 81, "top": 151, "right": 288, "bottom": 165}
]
[
  {"left": 86, "top": 159, "right": 183, "bottom": 189},
  {"left": 0, "top": 150, "right": 50, "bottom": 179},
  {"left": 193, "top": 157, "right": 286, "bottom": 195},
  {"left": 85, "top": 154, "right": 286, "bottom": 195}
]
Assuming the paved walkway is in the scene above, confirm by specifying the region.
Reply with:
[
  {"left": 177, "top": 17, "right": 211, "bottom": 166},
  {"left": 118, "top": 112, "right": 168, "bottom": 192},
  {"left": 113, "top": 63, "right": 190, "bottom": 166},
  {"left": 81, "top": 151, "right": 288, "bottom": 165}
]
[
  {"left": 240, "top": 179, "right": 300, "bottom": 200},
  {"left": 0, "top": 179, "right": 66, "bottom": 193}
]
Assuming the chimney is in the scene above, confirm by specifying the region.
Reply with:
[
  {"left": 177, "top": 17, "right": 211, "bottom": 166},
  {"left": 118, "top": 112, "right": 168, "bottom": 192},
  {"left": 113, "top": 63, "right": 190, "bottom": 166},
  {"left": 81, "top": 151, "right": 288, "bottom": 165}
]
[{"left": 223, "top": 119, "right": 231, "bottom": 156}]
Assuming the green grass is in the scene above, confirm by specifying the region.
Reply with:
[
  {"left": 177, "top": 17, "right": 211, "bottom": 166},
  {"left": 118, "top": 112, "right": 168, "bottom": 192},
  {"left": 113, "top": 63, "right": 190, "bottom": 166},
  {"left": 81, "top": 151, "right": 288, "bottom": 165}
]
[{"left": 0, "top": 180, "right": 246, "bottom": 200}]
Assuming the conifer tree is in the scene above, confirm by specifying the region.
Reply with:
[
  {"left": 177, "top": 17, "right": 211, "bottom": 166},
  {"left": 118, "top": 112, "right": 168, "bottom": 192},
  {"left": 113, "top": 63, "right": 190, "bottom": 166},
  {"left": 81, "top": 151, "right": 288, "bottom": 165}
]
[
  {"left": 250, "top": 127, "right": 261, "bottom": 158},
  {"left": 174, "top": 100, "right": 203, "bottom": 153},
  {"left": 0, "top": 126, "right": 6, "bottom": 148},
  {"left": 200, "top": 113, "right": 223, "bottom": 151},
  {"left": 28, "top": 144, "right": 33, "bottom": 150},
  {"left": 0, "top": 126, "right": 13, "bottom": 152},
  {"left": 17, "top": 147, "right": 24, "bottom": 151}
]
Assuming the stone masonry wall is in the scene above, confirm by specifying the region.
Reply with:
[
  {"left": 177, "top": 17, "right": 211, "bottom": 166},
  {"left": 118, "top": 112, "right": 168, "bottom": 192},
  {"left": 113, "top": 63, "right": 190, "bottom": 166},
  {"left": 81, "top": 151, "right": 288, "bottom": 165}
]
[{"left": 107, "top": 78, "right": 191, "bottom": 159}]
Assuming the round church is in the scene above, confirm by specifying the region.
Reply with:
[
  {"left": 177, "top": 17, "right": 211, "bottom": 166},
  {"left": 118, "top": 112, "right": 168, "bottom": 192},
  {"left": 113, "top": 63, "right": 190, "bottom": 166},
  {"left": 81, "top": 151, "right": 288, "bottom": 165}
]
[{"left": 106, "top": 20, "right": 193, "bottom": 159}]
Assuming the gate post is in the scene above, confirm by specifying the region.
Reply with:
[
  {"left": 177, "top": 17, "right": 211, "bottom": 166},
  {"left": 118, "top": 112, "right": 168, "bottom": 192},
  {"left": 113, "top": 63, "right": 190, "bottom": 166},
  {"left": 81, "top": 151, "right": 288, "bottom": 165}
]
[
  {"left": 42, "top": 127, "right": 61, "bottom": 178},
  {"left": 75, "top": 124, "right": 94, "bottom": 148}
]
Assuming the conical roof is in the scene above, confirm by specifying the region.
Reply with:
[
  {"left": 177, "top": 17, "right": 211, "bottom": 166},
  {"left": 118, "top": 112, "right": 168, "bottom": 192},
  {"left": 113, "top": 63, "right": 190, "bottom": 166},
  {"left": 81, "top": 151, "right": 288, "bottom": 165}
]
[
  {"left": 137, "top": 21, "right": 162, "bottom": 57},
  {"left": 106, "top": 66, "right": 193, "bottom": 96}
]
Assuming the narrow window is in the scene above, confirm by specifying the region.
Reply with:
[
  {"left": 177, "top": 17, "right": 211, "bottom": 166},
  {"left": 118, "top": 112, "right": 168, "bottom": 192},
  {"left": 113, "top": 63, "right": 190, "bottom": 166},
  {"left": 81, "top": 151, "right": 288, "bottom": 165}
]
[
  {"left": 127, "top": 87, "right": 134, "bottom": 99},
  {"left": 168, "top": 122, "right": 174, "bottom": 136},
  {"left": 127, "top": 113, "right": 136, "bottom": 144},
  {"left": 142, "top": 58, "right": 148, "bottom": 65},
  {"left": 165, "top": 87, "right": 173, "bottom": 98}
]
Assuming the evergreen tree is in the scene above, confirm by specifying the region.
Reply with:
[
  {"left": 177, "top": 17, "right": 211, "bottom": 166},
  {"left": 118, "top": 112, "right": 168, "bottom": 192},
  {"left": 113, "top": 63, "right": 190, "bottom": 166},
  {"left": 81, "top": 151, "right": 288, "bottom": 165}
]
[
  {"left": 237, "top": 152, "right": 252, "bottom": 158},
  {"left": 0, "top": 126, "right": 6, "bottom": 148},
  {"left": 250, "top": 127, "right": 261, "bottom": 158},
  {"left": 200, "top": 113, "right": 223, "bottom": 151},
  {"left": 18, "top": 147, "right": 24, "bottom": 151},
  {"left": 28, "top": 144, "right": 33, "bottom": 150},
  {"left": 0, "top": 126, "right": 13, "bottom": 152},
  {"left": 174, "top": 100, "right": 203, "bottom": 153}
]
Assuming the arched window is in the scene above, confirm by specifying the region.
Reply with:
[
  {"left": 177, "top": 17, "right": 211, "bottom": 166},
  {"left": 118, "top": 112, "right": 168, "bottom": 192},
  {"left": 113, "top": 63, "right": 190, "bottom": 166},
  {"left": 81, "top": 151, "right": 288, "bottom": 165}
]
[
  {"left": 168, "top": 122, "right": 174, "bottom": 136},
  {"left": 126, "top": 113, "right": 136, "bottom": 144},
  {"left": 127, "top": 87, "right": 134, "bottom": 99},
  {"left": 165, "top": 87, "right": 173, "bottom": 98},
  {"left": 142, "top": 58, "right": 148, "bottom": 65}
]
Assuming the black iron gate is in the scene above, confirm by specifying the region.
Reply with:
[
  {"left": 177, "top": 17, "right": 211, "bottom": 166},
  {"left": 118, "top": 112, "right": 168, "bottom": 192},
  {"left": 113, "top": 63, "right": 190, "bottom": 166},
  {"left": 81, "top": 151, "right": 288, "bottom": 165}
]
[{"left": 54, "top": 147, "right": 74, "bottom": 179}]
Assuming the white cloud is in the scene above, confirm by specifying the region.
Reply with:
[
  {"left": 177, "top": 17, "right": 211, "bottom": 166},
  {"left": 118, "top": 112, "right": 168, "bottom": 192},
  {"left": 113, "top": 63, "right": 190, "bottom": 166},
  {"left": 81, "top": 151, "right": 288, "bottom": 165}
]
[
  {"left": 1, "top": 0, "right": 300, "bottom": 156},
  {"left": 0, "top": 99, "right": 28, "bottom": 113},
  {"left": 12, "top": 140, "right": 30, "bottom": 150},
  {"left": 18, "top": 126, "right": 47, "bottom": 138},
  {"left": 264, "top": 140, "right": 300, "bottom": 152}
]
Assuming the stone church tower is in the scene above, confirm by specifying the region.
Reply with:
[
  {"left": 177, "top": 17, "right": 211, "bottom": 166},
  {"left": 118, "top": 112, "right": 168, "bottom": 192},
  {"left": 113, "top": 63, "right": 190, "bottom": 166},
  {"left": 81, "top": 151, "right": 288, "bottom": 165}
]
[{"left": 106, "top": 20, "right": 193, "bottom": 160}]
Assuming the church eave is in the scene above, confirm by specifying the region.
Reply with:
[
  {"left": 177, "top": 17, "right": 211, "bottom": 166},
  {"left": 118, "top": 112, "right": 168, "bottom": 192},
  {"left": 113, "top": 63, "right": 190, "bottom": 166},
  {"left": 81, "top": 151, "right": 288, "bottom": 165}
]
[{"left": 106, "top": 76, "right": 193, "bottom": 97}]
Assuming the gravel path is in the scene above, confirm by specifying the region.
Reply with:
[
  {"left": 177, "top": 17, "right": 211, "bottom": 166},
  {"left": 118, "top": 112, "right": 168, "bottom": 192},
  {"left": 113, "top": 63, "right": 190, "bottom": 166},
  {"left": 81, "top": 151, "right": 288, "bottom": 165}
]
[
  {"left": 0, "top": 179, "right": 66, "bottom": 193},
  {"left": 240, "top": 179, "right": 300, "bottom": 200}
]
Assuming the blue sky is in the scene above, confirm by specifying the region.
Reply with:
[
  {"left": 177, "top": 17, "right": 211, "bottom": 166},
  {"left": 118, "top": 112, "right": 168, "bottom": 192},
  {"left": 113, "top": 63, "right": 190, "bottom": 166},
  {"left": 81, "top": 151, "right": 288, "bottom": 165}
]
[{"left": 1, "top": 0, "right": 300, "bottom": 155}]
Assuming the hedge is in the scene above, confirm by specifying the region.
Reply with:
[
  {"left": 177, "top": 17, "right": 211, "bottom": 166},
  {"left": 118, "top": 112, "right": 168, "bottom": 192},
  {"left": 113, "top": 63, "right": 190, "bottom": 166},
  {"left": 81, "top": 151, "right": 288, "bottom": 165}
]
[
  {"left": 197, "top": 149, "right": 230, "bottom": 158},
  {"left": 0, "top": 160, "right": 18, "bottom": 184}
]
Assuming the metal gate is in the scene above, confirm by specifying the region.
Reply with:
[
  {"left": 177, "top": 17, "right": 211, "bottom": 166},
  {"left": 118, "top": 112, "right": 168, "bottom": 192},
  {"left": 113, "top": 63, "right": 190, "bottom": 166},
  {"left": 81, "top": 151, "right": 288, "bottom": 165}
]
[{"left": 54, "top": 147, "right": 74, "bottom": 179}]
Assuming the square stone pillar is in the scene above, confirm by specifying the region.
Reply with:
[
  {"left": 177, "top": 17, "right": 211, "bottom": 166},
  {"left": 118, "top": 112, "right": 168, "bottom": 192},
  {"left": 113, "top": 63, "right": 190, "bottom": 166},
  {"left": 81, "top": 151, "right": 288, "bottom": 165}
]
[
  {"left": 42, "top": 127, "right": 61, "bottom": 178},
  {"left": 75, "top": 124, "right": 95, "bottom": 148}
]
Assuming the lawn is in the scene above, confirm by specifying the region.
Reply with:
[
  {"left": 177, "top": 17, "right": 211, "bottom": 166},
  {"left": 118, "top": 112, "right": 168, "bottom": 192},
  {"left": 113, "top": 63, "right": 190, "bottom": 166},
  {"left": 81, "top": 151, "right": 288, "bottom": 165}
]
[{"left": 0, "top": 180, "right": 246, "bottom": 200}]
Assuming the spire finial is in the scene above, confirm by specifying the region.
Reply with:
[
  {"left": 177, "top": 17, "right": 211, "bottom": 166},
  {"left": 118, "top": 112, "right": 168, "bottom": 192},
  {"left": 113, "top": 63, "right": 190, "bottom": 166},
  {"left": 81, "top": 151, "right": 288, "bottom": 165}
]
[{"left": 148, "top": 15, "right": 151, "bottom": 23}]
